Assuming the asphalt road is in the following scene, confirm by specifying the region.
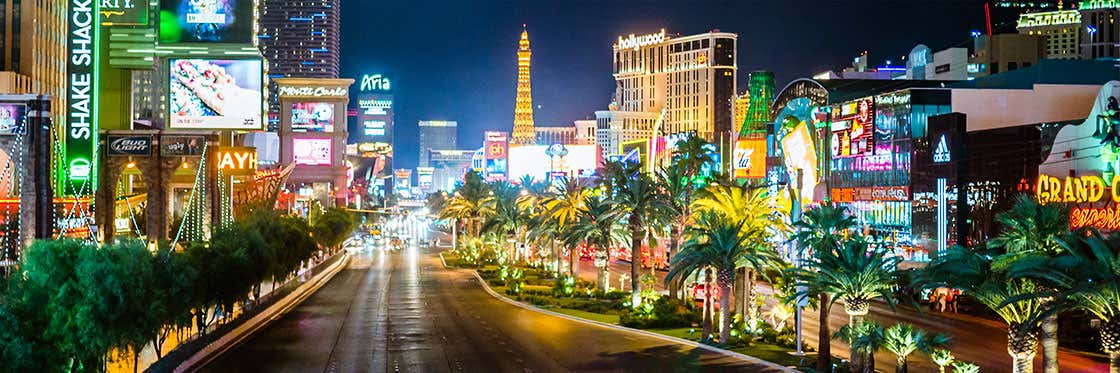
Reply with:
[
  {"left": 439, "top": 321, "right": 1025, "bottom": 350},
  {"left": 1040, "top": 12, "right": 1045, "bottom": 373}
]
[{"left": 202, "top": 245, "right": 787, "bottom": 372}]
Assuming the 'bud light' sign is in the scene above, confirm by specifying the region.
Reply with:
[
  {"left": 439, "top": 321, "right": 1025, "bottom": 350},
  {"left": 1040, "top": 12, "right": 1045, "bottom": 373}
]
[{"left": 107, "top": 135, "right": 152, "bottom": 156}]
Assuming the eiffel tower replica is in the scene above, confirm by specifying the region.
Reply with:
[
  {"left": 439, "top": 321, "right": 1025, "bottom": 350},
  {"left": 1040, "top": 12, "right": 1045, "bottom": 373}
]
[{"left": 511, "top": 25, "right": 536, "bottom": 145}]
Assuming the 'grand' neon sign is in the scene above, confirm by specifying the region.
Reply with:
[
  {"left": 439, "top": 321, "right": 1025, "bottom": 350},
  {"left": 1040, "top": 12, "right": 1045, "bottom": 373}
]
[{"left": 1036, "top": 174, "right": 1120, "bottom": 204}]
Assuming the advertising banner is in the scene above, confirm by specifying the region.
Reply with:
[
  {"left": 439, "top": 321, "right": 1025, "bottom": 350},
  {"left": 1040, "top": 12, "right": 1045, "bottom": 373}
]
[
  {"left": 830, "top": 97, "right": 875, "bottom": 158},
  {"left": 0, "top": 104, "right": 25, "bottom": 135},
  {"left": 214, "top": 146, "right": 257, "bottom": 176},
  {"left": 732, "top": 139, "right": 766, "bottom": 179},
  {"left": 107, "top": 135, "right": 153, "bottom": 156},
  {"left": 160, "top": 136, "right": 206, "bottom": 157},
  {"left": 484, "top": 131, "right": 509, "bottom": 179},
  {"left": 169, "top": 59, "right": 262, "bottom": 130},
  {"left": 65, "top": 0, "right": 100, "bottom": 196},
  {"left": 292, "top": 138, "right": 333, "bottom": 166},
  {"left": 291, "top": 102, "right": 334, "bottom": 132},
  {"left": 158, "top": 0, "right": 254, "bottom": 44}
]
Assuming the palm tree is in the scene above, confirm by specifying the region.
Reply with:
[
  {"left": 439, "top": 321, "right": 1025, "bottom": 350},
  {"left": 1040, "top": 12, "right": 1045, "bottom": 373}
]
[
  {"left": 693, "top": 182, "right": 788, "bottom": 323},
  {"left": 540, "top": 177, "right": 587, "bottom": 275},
  {"left": 440, "top": 171, "right": 492, "bottom": 236},
  {"left": 657, "top": 163, "right": 692, "bottom": 298},
  {"left": 667, "top": 210, "right": 778, "bottom": 344},
  {"left": 671, "top": 134, "right": 717, "bottom": 178},
  {"left": 952, "top": 361, "right": 981, "bottom": 373},
  {"left": 604, "top": 161, "right": 672, "bottom": 307},
  {"left": 931, "top": 349, "right": 955, "bottom": 373},
  {"left": 988, "top": 196, "right": 1070, "bottom": 373},
  {"left": 922, "top": 246, "right": 1045, "bottom": 373},
  {"left": 793, "top": 236, "right": 900, "bottom": 372},
  {"left": 481, "top": 181, "right": 528, "bottom": 261},
  {"left": 564, "top": 195, "right": 627, "bottom": 290},
  {"left": 882, "top": 323, "right": 951, "bottom": 373},
  {"left": 834, "top": 319, "right": 886, "bottom": 373},
  {"left": 1013, "top": 232, "right": 1120, "bottom": 373},
  {"left": 791, "top": 203, "right": 858, "bottom": 372}
]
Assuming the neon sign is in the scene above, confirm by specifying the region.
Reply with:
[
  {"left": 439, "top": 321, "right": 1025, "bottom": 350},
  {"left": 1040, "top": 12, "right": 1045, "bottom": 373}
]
[
  {"left": 617, "top": 29, "right": 667, "bottom": 51},
  {"left": 1036, "top": 174, "right": 1120, "bottom": 204},
  {"left": 360, "top": 74, "right": 392, "bottom": 92},
  {"left": 278, "top": 86, "right": 348, "bottom": 98},
  {"left": 215, "top": 147, "right": 258, "bottom": 176},
  {"left": 65, "top": 0, "right": 100, "bottom": 195},
  {"left": 933, "top": 134, "right": 951, "bottom": 163}
]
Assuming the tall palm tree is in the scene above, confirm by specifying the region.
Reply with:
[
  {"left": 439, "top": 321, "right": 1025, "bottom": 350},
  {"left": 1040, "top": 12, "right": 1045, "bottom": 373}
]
[
  {"left": 922, "top": 245, "right": 1045, "bottom": 373},
  {"left": 604, "top": 161, "right": 672, "bottom": 307},
  {"left": 540, "top": 177, "right": 587, "bottom": 275},
  {"left": 693, "top": 183, "right": 788, "bottom": 321},
  {"left": 882, "top": 323, "right": 950, "bottom": 373},
  {"left": 440, "top": 171, "right": 492, "bottom": 236},
  {"left": 564, "top": 195, "right": 627, "bottom": 290},
  {"left": 671, "top": 134, "right": 717, "bottom": 178},
  {"left": 657, "top": 163, "right": 692, "bottom": 298},
  {"left": 667, "top": 210, "right": 778, "bottom": 344},
  {"left": 990, "top": 196, "right": 1070, "bottom": 373},
  {"left": 793, "top": 236, "right": 900, "bottom": 372},
  {"left": 788, "top": 203, "right": 858, "bottom": 373},
  {"left": 482, "top": 181, "right": 528, "bottom": 261}
]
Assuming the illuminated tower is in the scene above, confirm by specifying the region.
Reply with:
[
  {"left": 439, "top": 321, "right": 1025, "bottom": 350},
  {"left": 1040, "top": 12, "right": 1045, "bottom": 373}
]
[
  {"left": 511, "top": 26, "right": 536, "bottom": 145},
  {"left": 740, "top": 71, "right": 774, "bottom": 136}
]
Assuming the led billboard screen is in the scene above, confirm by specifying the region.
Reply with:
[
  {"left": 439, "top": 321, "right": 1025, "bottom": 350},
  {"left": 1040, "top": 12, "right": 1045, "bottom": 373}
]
[
  {"left": 508, "top": 145, "right": 597, "bottom": 181},
  {"left": 293, "top": 138, "right": 332, "bottom": 166},
  {"left": 169, "top": 59, "right": 262, "bottom": 130},
  {"left": 291, "top": 102, "right": 334, "bottom": 132},
  {"left": 830, "top": 97, "right": 874, "bottom": 158},
  {"left": 733, "top": 139, "right": 766, "bottom": 179},
  {"left": 0, "top": 104, "right": 25, "bottom": 135},
  {"left": 159, "top": 0, "right": 253, "bottom": 44}
]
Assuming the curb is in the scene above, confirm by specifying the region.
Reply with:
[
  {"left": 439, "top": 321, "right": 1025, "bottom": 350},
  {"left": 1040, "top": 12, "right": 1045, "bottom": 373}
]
[
  {"left": 444, "top": 258, "right": 798, "bottom": 372},
  {"left": 175, "top": 253, "right": 351, "bottom": 373}
]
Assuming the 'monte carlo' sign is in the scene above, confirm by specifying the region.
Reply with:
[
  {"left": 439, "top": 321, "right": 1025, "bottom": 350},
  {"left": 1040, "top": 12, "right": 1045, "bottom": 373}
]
[{"left": 66, "top": 0, "right": 99, "bottom": 196}]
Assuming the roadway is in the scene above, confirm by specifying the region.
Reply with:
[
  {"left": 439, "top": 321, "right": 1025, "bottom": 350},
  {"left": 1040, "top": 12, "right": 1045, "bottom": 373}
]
[{"left": 202, "top": 244, "right": 787, "bottom": 372}]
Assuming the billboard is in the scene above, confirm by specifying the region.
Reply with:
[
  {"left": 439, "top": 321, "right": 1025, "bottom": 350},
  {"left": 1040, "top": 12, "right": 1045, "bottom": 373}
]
[
  {"left": 291, "top": 102, "right": 334, "bottom": 132},
  {"left": 782, "top": 121, "right": 819, "bottom": 206},
  {"left": 65, "top": 0, "right": 100, "bottom": 196},
  {"left": 0, "top": 104, "right": 25, "bottom": 135},
  {"left": 292, "top": 138, "right": 332, "bottom": 166},
  {"left": 417, "top": 167, "right": 434, "bottom": 191},
  {"left": 356, "top": 92, "right": 392, "bottom": 144},
  {"left": 168, "top": 58, "right": 262, "bottom": 130},
  {"left": 484, "top": 131, "right": 509, "bottom": 179},
  {"left": 830, "top": 97, "right": 875, "bottom": 158},
  {"left": 508, "top": 145, "right": 598, "bottom": 181},
  {"left": 158, "top": 0, "right": 254, "bottom": 44},
  {"left": 107, "top": 135, "right": 153, "bottom": 156},
  {"left": 619, "top": 139, "right": 650, "bottom": 170},
  {"left": 733, "top": 139, "right": 766, "bottom": 179},
  {"left": 161, "top": 136, "right": 205, "bottom": 156}
]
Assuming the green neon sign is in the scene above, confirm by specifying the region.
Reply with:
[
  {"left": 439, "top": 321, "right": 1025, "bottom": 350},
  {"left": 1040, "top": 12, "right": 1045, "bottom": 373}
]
[{"left": 66, "top": 0, "right": 100, "bottom": 196}]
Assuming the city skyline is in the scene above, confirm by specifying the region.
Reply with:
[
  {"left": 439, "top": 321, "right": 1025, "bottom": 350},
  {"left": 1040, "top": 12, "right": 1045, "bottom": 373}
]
[{"left": 341, "top": 0, "right": 992, "bottom": 169}]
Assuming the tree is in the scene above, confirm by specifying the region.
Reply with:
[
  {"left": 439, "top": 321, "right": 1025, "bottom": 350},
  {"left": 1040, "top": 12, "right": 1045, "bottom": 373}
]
[
  {"left": 789, "top": 203, "right": 858, "bottom": 373},
  {"left": 930, "top": 349, "right": 955, "bottom": 373},
  {"left": 313, "top": 207, "right": 356, "bottom": 253},
  {"left": 657, "top": 163, "right": 692, "bottom": 298},
  {"left": 989, "top": 196, "right": 1070, "bottom": 373},
  {"left": 882, "top": 323, "right": 951, "bottom": 373},
  {"left": 540, "top": 177, "right": 588, "bottom": 275},
  {"left": 792, "top": 236, "right": 901, "bottom": 372},
  {"left": 148, "top": 243, "right": 196, "bottom": 359},
  {"left": 75, "top": 240, "right": 158, "bottom": 371},
  {"left": 922, "top": 246, "right": 1045, "bottom": 373},
  {"left": 440, "top": 170, "right": 493, "bottom": 236},
  {"left": 667, "top": 210, "right": 777, "bottom": 344},
  {"left": 604, "top": 160, "right": 672, "bottom": 307},
  {"left": 564, "top": 195, "right": 627, "bottom": 291},
  {"left": 834, "top": 319, "right": 885, "bottom": 373}
]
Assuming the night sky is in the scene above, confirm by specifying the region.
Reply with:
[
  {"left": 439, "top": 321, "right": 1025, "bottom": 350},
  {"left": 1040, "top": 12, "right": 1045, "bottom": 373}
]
[{"left": 341, "top": 0, "right": 1003, "bottom": 169}]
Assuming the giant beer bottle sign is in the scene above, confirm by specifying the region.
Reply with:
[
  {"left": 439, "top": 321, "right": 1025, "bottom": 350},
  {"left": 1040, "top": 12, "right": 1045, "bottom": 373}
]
[{"left": 66, "top": 0, "right": 99, "bottom": 196}]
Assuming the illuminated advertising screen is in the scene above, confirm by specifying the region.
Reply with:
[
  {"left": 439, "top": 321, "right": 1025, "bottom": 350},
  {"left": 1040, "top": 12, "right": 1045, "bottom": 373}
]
[
  {"left": 0, "top": 104, "right": 25, "bottom": 135},
  {"left": 290, "top": 102, "right": 334, "bottom": 132},
  {"left": 733, "top": 139, "right": 766, "bottom": 179},
  {"left": 484, "top": 131, "right": 509, "bottom": 179},
  {"left": 619, "top": 139, "right": 650, "bottom": 170},
  {"left": 830, "top": 97, "right": 874, "bottom": 158},
  {"left": 782, "top": 122, "right": 820, "bottom": 206},
  {"left": 169, "top": 59, "right": 262, "bottom": 130},
  {"left": 356, "top": 93, "right": 393, "bottom": 143},
  {"left": 508, "top": 145, "right": 598, "bottom": 180},
  {"left": 417, "top": 167, "right": 434, "bottom": 190},
  {"left": 158, "top": 0, "right": 253, "bottom": 44},
  {"left": 292, "top": 138, "right": 332, "bottom": 166}
]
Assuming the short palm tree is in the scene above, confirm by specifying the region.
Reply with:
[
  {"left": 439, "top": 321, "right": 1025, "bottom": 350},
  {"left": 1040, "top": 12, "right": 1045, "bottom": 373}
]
[
  {"left": 605, "top": 161, "right": 672, "bottom": 307},
  {"left": 834, "top": 319, "right": 885, "bottom": 373},
  {"left": 564, "top": 195, "right": 627, "bottom": 291},
  {"left": 922, "top": 246, "right": 1045, "bottom": 373},
  {"left": 952, "top": 361, "right": 981, "bottom": 373},
  {"left": 882, "top": 323, "right": 951, "bottom": 373},
  {"left": 792, "top": 236, "right": 900, "bottom": 372},
  {"left": 989, "top": 196, "right": 1070, "bottom": 373},
  {"left": 931, "top": 349, "right": 955, "bottom": 373},
  {"left": 667, "top": 210, "right": 778, "bottom": 344},
  {"left": 790, "top": 203, "right": 858, "bottom": 373}
]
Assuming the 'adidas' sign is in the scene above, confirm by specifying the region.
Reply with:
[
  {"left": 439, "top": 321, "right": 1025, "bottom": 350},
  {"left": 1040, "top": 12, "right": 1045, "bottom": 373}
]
[{"left": 933, "top": 134, "right": 951, "bottom": 163}]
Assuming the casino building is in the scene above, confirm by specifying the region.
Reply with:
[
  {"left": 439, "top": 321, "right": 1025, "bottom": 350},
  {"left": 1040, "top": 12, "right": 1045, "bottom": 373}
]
[{"left": 597, "top": 29, "right": 738, "bottom": 158}]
